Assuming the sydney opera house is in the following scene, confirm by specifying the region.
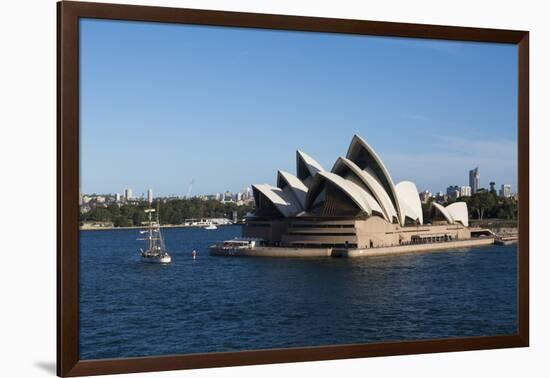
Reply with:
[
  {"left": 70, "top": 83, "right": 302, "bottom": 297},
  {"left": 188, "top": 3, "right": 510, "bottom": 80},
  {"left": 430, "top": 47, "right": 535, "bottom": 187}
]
[{"left": 243, "top": 135, "right": 472, "bottom": 250}]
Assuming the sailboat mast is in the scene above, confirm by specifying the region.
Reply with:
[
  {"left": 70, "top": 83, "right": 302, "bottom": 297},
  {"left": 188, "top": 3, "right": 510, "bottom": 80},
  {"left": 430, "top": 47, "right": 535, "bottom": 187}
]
[
  {"left": 157, "top": 201, "right": 164, "bottom": 250},
  {"left": 148, "top": 206, "right": 153, "bottom": 251}
]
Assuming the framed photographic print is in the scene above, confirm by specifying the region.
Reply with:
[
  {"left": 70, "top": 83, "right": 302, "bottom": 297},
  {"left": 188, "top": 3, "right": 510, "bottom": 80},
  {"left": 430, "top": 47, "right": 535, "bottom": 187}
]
[{"left": 57, "top": 1, "right": 529, "bottom": 376}]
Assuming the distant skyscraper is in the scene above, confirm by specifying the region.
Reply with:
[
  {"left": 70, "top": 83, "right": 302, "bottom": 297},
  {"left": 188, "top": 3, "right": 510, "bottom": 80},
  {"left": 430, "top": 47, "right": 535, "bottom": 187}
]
[
  {"left": 446, "top": 185, "right": 460, "bottom": 200},
  {"left": 224, "top": 190, "right": 232, "bottom": 202},
  {"left": 469, "top": 167, "right": 480, "bottom": 193},
  {"left": 500, "top": 184, "right": 512, "bottom": 198},
  {"left": 124, "top": 188, "right": 132, "bottom": 201},
  {"left": 460, "top": 186, "right": 472, "bottom": 197},
  {"left": 147, "top": 188, "right": 153, "bottom": 204},
  {"left": 489, "top": 181, "right": 496, "bottom": 193},
  {"left": 115, "top": 193, "right": 121, "bottom": 202}
]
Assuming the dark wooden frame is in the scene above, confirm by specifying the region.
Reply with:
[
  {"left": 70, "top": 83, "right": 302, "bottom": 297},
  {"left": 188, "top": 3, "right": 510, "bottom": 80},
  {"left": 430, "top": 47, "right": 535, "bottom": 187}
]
[{"left": 57, "top": 1, "right": 529, "bottom": 376}]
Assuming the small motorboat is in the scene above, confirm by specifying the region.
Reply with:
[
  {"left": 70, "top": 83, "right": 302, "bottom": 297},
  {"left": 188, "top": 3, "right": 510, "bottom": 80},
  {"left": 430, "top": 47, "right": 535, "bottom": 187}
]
[
  {"left": 204, "top": 224, "right": 217, "bottom": 230},
  {"left": 209, "top": 238, "right": 262, "bottom": 256}
]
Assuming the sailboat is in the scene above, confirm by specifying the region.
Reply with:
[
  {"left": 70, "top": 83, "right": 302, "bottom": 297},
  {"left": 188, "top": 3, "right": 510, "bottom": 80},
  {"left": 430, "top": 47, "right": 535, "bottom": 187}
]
[{"left": 138, "top": 205, "right": 171, "bottom": 264}]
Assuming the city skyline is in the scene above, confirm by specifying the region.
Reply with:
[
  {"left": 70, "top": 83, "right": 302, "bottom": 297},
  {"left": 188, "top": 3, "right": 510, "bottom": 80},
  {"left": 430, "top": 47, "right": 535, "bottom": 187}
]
[
  {"left": 80, "top": 185, "right": 254, "bottom": 198},
  {"left": 80, "top": 19, "right": 518, "bottom": 196},
  {"left": 81, "top": 167, "right": 515, "bottom": 200}
]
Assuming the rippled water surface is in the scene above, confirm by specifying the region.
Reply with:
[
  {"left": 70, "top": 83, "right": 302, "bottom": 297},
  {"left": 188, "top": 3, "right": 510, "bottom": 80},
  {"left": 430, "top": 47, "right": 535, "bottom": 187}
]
[{"left": 79, "top": 225, "right": 517, "bottom": 359}]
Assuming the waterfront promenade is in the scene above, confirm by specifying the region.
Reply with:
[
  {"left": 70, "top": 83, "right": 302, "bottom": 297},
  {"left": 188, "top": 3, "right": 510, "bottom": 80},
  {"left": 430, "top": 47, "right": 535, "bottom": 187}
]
[
  {"left": 211, "top": 236, "right": 499, "bottom": 258},
  {"left": 336, "top": 237, "right": 497, "bottom": 258},
  {"left": 79, "top": 222, "right": 237, "bottom": 231}
]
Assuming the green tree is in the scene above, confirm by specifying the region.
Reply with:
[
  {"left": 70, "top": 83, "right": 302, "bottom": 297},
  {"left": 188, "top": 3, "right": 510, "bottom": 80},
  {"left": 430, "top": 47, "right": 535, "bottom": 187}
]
[
  {"left": 132, "top": 211, "right": 145, "bottom": 226},
  {"left": 467, "top": 191, "right": 497, "bottom": 220},
  {"left": 86, "top": 207, "right": 111, "bottom": 222},
  {"left": 113, "top": 216, "right": 132, "bottom": 227},
  {"left": 80, "top": 198, "right": 256, "bottom": 226},
  {"left": 421, "top": 199, "right": 434, "bottom": 224}
]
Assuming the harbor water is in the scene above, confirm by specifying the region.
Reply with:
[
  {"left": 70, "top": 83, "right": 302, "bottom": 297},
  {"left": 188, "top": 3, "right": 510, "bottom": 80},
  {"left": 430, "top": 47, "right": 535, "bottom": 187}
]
[{"left": 79, "top": 225, "right": 517, "bottom": 360}]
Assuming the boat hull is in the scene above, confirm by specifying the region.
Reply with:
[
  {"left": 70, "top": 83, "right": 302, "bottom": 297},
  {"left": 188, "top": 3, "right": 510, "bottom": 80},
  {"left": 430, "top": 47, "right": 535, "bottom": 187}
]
[{"left": 141, "top": 254, "right": 172, "bottom": 264}]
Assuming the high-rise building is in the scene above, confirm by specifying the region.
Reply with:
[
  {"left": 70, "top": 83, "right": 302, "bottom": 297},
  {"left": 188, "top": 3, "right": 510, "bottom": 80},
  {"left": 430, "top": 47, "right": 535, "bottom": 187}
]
[
  {"left": 125, "top": 188, "right": 133, "bottom": 201},
  {"left": 446, "top": 185, "right": 460, "bottom": 200},
  {"left": 460, "top": 186, "right": 472, "bottom": 197},
  {"left": 469, "top": 167, "right": 480, "bottom": 193},
  {"left": 147, "top": 188, "right": 153, "bottom": 204},
  {"left": 223, "top": 190, "right": 232, "bottom": 202},
  {"left": 115, "top": 193, "right": 121, "bottom": 202},
  {"left": 489, "top": 181, "right": 496, "bottom": 193},
  {"left": 500, "top": 184, "right": 512, "bottom": 198}
]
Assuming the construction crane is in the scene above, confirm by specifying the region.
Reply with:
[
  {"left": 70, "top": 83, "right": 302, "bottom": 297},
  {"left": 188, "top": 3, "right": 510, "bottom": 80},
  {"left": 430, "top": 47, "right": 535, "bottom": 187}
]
[{"left": 186, "top": 179, "right": 194, "bottom": 199}]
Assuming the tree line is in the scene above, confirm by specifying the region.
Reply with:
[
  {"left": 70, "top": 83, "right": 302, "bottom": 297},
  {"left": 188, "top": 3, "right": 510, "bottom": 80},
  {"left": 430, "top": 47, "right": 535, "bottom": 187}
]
[
  {"left": 81, "top": 190, "right": 516, "bottom": 227},
  {"left": 80, "top": 198, "right": 256, "bottom": 227}
]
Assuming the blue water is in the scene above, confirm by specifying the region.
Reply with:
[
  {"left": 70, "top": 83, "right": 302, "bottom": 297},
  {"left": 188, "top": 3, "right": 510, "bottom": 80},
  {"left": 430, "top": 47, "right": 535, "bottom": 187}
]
[{"left": 79, "top": 225, "right": 517, "bottom": 360}]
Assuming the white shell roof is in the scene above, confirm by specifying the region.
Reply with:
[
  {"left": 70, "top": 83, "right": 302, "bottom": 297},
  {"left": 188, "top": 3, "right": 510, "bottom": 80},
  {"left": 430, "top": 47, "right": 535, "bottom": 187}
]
[
  {"left": 252, "top": 184, "right": 302, "bottom": 217},
  {"left": 395, "top": 181, "right": 423, "bottom": 224},
  {"left": 432, "top": 202, "right": 468, "bottom": 227},
  {"left": 297, "top": 150, "right": 324, "bottom": 177},
  {"left": 346, "top": 135, "right": 405, "bottom": 225},
  {"left": 446, "top": 202, "right": 469, "bottom": 227},
  {"left": 433, "top": 203, "right": 453, "bottom": 224},
  {"left": 332, "top": 157, "right": 398, "bottom": 223},
  {"left": 250, "top": 134, "right": 468, "bottom": 224},
  {"left": 277, "top": 170, "right": 308, "bottom": 209},
  {"left": 308, "top": 171, "right": 384, "bottom": 216}
]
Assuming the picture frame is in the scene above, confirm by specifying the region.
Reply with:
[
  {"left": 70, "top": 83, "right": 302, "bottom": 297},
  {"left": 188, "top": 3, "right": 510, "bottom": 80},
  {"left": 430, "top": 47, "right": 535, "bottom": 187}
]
[{"left": 57, "top": 1, "right": 529, "bottom": 376}]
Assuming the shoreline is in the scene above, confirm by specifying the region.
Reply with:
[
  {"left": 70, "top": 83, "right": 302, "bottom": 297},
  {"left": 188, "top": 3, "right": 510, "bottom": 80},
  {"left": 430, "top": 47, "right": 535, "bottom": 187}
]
[{"left": 79, "top": 223, "right": 243, "bottom": 231}]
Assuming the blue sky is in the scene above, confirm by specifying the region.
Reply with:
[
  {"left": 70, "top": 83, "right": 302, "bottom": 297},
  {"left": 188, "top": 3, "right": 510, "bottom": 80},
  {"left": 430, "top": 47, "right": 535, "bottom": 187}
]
[{"left": 80, "top": 19, "right": 517, "bottom": 197}]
